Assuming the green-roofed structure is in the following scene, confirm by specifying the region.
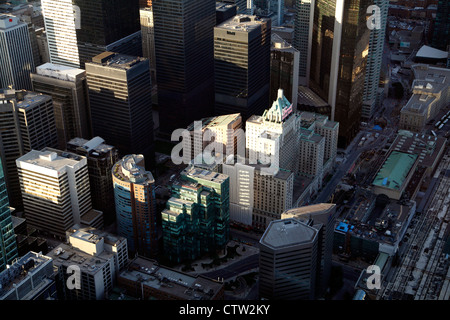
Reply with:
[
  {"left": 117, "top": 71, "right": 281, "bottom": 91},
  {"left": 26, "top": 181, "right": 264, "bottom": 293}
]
[{"left": 372, "top": 151, "right": 419, "bottom": 200}]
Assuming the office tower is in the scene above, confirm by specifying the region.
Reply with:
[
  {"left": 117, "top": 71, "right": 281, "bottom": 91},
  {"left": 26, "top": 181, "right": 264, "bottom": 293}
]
[
  {"left": 140, "top": 7, "right": 157, "bottom": 86},
  {"left": 48, "top": 227, "right": 128, "bottom": 300},
  {"left": 214, "top": 15, "right": 271, "bottom": 121},
  {"left": 298, "top": 127, "right": 325, "bottom": 185},
  {"left": 254, "top": 0, "right": 284, "bottom": 26},
  {"left": 183, "top": 113, "right": 243, "bottom": 164},
  {"left": 293, "top": 0, "right": 314, "bottom": 86},
  {"left": 270, "top": 34, "right": 299, "bottom": 109},
  {"left": 309, "top": 0, "right": 371, "bottom": 147},
  {"left": 0, "top": 89, "right": 58, "bottom": 209},
  {"left": 152, "top": 0, "right": 216, "bottom": 136},
  {"left": 0, "top": 252, "right": 56, "bottom": 300},
  {"left": 31, "top": 63, "right": 92, "bottom": 150},
  {"left": 216, "top": 2, "right": 238, "bottom": 25},
  {"left": 41, "top": 0, "right": 141, "bottom": 68},
  {"left": 0, "top": 157, "right": 18, "bottom": 273},
  {"left": 432, "top": 0, "right": 450, "bottom": 51},
  {"left": 40, "top": 0, "right": 80, "bottom": 68},
  {"left": 16, "top": 148, "right": 103, "bottom": 239},
  {"left": 362, "top": 0, "right": 388, "bottom": 120},
  {"left": 259, "top": 217, "right": 319, "bottom": 300},
  {"left": 222, "top": 155, "right": 294, "bottom": 230},
  {"left": 282, "top": 203, "right": 337, "bottom": 297},
  {"left": 0, "top": 14, "right": 35, "bottom": 90},
  {"left": 161, "top": 166, "right": 230, "bottom": 263},
  {"left": 245, "top": 89, "right": 299, "bottom": 173},
  {"left": 112, "top": 154, "right": 158, "bottom": 258},
  {"left": 67, "top": 137, "right": 119, "bottom": 225},
  {"left": 85, "top": 52, "right": 154, "bottom": 163},
  {"left": 221, "top": 0, "right": 248, "bottom": 14},
  {"left": 298, "top": 111, "right": 339, "bottom": 173},
  {"left": 73, "top": 0, "right": 142, "bottom": 67}
]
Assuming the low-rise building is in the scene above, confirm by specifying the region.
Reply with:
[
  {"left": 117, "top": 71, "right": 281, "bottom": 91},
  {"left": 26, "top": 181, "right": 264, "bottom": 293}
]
[{"left": 117, "top": 256, "right": 224, "bottom": 300}]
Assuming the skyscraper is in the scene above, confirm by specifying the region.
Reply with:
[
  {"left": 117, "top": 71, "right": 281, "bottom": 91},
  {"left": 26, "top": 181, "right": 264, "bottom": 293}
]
[
  {"left": 31, "top": 62, "right": 92, "bottom": 150},
  {"left": 432, "top": 0, "right": 450, "bottom": 51},
  {"left": 214, "top": 14, "right": 271, "bottom": 121},
  {"left": 85, "top": 52, "right": 154, "bottom": 164},
  {"left": 67, "top": 137, "right": 119, "bottom": 226},
  {"left": 309, "top": 0, "right": 371, "bottom": 147},
  {"left": 259, "top": 217, "right": 319, "bottom": 299},
  {"left": 270, "top": 34, "right": 299, "bottom": 109},
  {"left": 41, "top": 0, "right": 141, "bottom": 68},
  {"left": 112, "top": 154, "right": 158, "bottom": 258},
  {"left": 0, "top": 14, "right": 35, "bottom": 90},
  {"left": 362, "top": 0, "right": 388, "bottom": 120},
  {"left": 153, "top": 0, "right": 216, "bottom": 135},
  {"left": 16, "top": 148, "right": 103, "bottom": 239},
  {"left": 293, "top": 0, "right": 314, "bottom": 86},
  {"left": 282, "top": 203, "right": 337, "bottom": 297},
  {"left": 161, "top": 165, "right": 230, "bottom": 263},
  {"left": 0, "top": 157, "right": 18, "bottom": 272},
  {"left": 0, "top": 89, "right": 58, "bottom": 209},
  {"left": 140, "top": 6, "right": 157, "bottom": 86}
]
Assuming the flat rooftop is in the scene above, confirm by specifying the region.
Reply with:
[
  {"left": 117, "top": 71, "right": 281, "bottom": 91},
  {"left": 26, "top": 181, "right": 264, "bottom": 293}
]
[
  {"left": 119, "top": 257, "right": 223, "bottom": 300},
  {"left": 182, "top": 166, "right": 228, "bottom": 184},
  {"left": 67, "top": 137, "right": 115, "bottom": 155},
  {"left": 36, "top": 62, "right": 84, "bottom": 81},
  {"left": 16, "top": 147, "right": 84, "bottom": 172},
  {"left": 90, "top": 52, "right": 146, "bottom": 70},
  {"left": 15, "top": 91, "right": 51, "bottom": 110},
  {"left": 260, "top": 218, "right": 318, "bottom": 249},
  {"left": 372, "top": 151, "right": 418, "bottom": 190},
  {"left": 186, "top": 113, "right": 241, "bottom": 131},
  {"left": 216, "top": 14, "right": 268, "bottom": 32}
]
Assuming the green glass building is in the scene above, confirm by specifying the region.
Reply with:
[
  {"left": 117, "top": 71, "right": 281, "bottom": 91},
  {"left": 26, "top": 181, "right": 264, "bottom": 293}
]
[
  {"left": 0, "top": 157, "right": 18, "bottom": 272},
  {"left": 161, "top": 166, "right": 230, "bottom": 263}
]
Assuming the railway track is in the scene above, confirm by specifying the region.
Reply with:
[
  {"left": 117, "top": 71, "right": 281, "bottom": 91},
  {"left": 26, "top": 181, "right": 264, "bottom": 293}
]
[{"left": 377, "top": 152, "right": 450, "bottom": 300}]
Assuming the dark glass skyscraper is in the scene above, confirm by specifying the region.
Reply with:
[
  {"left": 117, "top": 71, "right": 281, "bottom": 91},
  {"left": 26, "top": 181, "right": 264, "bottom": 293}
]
[
  {"left": 74, "top": 0, "right": 142, "bottom": 67},
  {"left": 432, "top": 0, "right": 450, "bottom": 51},
  {"left": 85, "top": 52, "right": 154, "bottom": 166},
  {"left": 153, "top": 0, "right": 216, "bottom": 135},
  {"left": 309, "top": 0, "right": 370, "bottom": 148},
  {"left": 0, "top": 157, "right": 18, "bottom": 272}
]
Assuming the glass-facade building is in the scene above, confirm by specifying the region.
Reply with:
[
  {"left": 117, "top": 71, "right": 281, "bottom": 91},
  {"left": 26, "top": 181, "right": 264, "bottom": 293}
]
[
  {"left": 153, "top": 0, "right": 216, "bottom": 135},
  {"left": 0, "top": 157, "right": 18, "bottom": 272},
  {"left": 432, "top": 0, "right": 450, "bottom": 51},
  {"left": 161, "top": 166, "right": 230, "bottom": 264}
]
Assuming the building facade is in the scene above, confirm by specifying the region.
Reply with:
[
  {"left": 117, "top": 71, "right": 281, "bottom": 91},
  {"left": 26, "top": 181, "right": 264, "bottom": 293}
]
[
  {"left": 16, "top": 148, "right": 103, "bottom": 239},
  {"left": 259, "top": 217, "right": 319, "bottom": 300},
  {"left": 0, "top": 89, "right": 58, "bottom": 209},
  {"left": 270, "top": 34, "right": 299, "bottom": 109},
  {"left": 0, "top": 14, "right": 35, "bottom": 90},
  {"left": 309, "top": 0, "right": 371, "bottom": 147},
  {"left": 153, "top": 0, "right": 216, "bottom": 135},
  {"left": 67, "top": 137, "right": 119, "bottom": 225},
  {"left": 85, "top": 52, "right": 154, "bottom": 163},
  {"left": 112, "top": 154, "right": 158, "bottom": 258},
  {"left": 161, "top": 166, "right": 230, "bottom": 263},
  {"left": 0, "top": 157, "right": 17, "bottom": 272},
  {"left": 214, "top": 14, "right": 271, "bottom": 121},
  {"left": 31, "top": 62, "right": 92, "bottom": 149}
]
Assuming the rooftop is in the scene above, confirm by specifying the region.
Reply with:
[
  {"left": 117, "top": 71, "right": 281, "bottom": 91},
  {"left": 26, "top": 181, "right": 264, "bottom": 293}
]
[
  {"left": 35, "top": 62, "right": 85, "bottom": 82},
  {"left": 182, "top": 166, "right": 228, "bottom": 184},
  {"left": 119, "top": 256, "right": 223, "bottom": 300},
  {"left": 216, "top": 14, "right": 269, "bottom": 32},
  {"left": 89, "top": 52, "right": 146, "bottom": 70},
  {"left": 67, "top": 137, "right": 115, "bottom": 155},
  {"left": 16, "top": 148, "right": 84, "bottom": 173},
  {"left": 113, "top": 154, "right": 154, "bottom": 185},
  {"left": 372, "top": 151, "right": 418, "bottom": 190},
  {"left": 260, "top": 218, "right": 318, "bottom": 249}
]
